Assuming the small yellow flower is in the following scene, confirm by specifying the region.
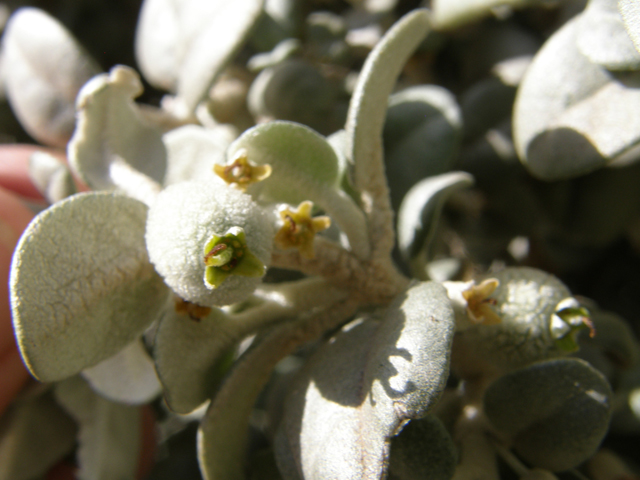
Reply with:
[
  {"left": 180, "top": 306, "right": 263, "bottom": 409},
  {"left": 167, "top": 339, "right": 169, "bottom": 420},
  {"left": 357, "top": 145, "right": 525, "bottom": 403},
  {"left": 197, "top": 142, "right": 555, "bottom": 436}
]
[
  {"left": 462, "top": 278, "right": 501, "bottom": 325},
  {"left": 213, "top": 149, "right": 272, "bottom": 191},
  {"left": 274, "top": 201, "right": 331, "bottom": 259}
]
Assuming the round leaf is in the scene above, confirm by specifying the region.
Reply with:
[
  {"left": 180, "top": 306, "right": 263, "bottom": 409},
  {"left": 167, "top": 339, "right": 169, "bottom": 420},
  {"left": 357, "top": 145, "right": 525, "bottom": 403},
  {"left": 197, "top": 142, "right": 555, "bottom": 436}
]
[
  {"left": 81, "top": 339, "right": 162, "bottom": 405},
  {"left": 10, "top": 192, "right": 169, "bottom": 382},
  {"left": 135, "top": 0, "right": 264, "bottom": 114},
  {"left": 513, "top": 14, "right": 640, "bottom": 180},
  {"left": 275, "top": 281, "right": 455, "bottom": 480},
  {"left": 577, "top": 0, "right": 640, "bottom": 70},
  {"left": 484, "top": 358, "right": 612, "bottom": 471},
  {"left": 2, "top": 7, "right": 101, "bottom": 147}
]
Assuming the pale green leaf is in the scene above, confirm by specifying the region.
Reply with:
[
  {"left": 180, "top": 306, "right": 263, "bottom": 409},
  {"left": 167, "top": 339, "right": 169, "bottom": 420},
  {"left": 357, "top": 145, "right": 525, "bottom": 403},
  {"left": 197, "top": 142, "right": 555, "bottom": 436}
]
[
  {"left": 198, "top": 298, "right": 359, "bottom": 480},
  {"left": 145, "top": 181, "right": 273, "bottom": 307},
  {"left": 226, "top": 121, "right": 370, "bottom": 259},
  {"left": 513, "top": 14, "right": 640, "bottom": 180},
  {"left": 55, "top": 376, "right": 142, "bottom": 480},
  {"left": 153, "top": 307, "right": 236, "bottom": 414},
  {"left": 577, "top": 0, "right": 640, "bottom": 70},
  {"left": 247, "top": 60, "right": 340, "bottom": 135},
  {"left": 135, "top": 0, "right": 264, "bottom": 115},
  {"left": 0, "top": 390, "right": 77, "bottom": 480},
  {"left": 484, "top": 358, "right": 612, "bottom": 471},
  {"left": 275, "top": 282, "right": 455, "bottom": 480},
  {"left": 10, "top": 192, "right": 169, "bottom": 382},
  {"left": 28, "top": 151, "right": 76, "bottom": 203},
  {"left": 384, "top": 85, "right": 463, "bottom": 210},
  {"left": 396, "top": 172, "right": 474, "bottom": 266},
  {"left": 387, "top": 415, "right": 457, "bottom": 480},
  {"left": 452, "top": 267, "right": 575, "bottom": 372},
  {"left": 345, "top": 9, "right": 431, "bottom": 194},
  {"left": 162, "top": 124, "right": 236, "bottom": 186},
  {"left": 1, "top": 8, "right": 101, "bottom": 147},
  {"left": 431, "top": 0, "right": 547, "bottom": 31},
  {"left": 619, "top": 0, "right": 640, "bottom": 53},
  {"left": 81, "top": 339, "right": 162, "bottom": 405},
  {"left": 68, "top": 65, "right": 166, "bottom": 204}
]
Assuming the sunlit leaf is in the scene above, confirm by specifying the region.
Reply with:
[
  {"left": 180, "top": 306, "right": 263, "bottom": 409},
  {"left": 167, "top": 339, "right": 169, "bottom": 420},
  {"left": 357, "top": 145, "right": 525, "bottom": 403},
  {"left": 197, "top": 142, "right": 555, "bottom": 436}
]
[
  {"left": 577, "top": 0, "right": 640, "bottom": 70},
  {"left": 68, "top": 66, "right": 166, "bottom": 204},
  {"left": 81, "top": 339, "right": 162, "bottom": 405},
  {"left": 2, "top": 7, "right": 101, "bottom": 147},
  {"left": 275, "top": 281, "right": 454, "bottom": 480},
  {"left": 10, "top": 192, "right": 169, "bottom": 382},
  {"left": 135, "top": 0, "right": 264, "bottom": 115},
  {"left": 513, "top": 14, "right": 640, "bottom": 180}
]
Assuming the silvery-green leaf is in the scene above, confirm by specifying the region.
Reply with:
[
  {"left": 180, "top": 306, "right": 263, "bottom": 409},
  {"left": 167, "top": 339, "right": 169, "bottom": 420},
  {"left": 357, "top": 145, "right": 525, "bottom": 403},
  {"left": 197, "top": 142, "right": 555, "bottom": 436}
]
[
  {"left": 577, "top": 0, "right": 640, "bottom": 70},
  {"left": 154, "top": 307, "right": 236, "bottom": 414},
  {"left": 81, "top": 339, "right": 162, "bottom": 405},
  {"left": 484, "top": 358, "right": 612, "bottom": 471},
  {"left": 345, "top": 9, "right": 430, "bottom": 194},
  {"left": 275, "top": 281, "right": 454, "bottom": 480},
  {"left": 619, "top": 0, "right": 640, "bottom": 53},
  {"left": 162, "top": 124, "right": 236, "bottom": 186},
  {"left": 68, "top": 65, "right": 166, "bottom": 205},
  {"left": 247, "top": 39, "right": 301, "bottom": 71},
  {"left": 247, "top": 60, "right": 340, "bottom": 135},
  {"left": 55, "top": 376, "right": 141, "bottom": 480},
  {"left": 226, "top": 121, "right": 370, "bottom": 259},
  {"left": 513, "top": 15, "right": 640, "bottom": 180},
  {"left": 387, "top": 415, "right": 457, "bottom": 480},
  {"left": 28, "top": 151, "right": 76, "bottom": 203},
  {"left": 135, "top": 0, "right": 264, "bottom": 115},
  {"left": 10, "top": 192, "right": 169, "bottom": 382},
  {"left": 397, "top": 172, "right": 474, "bottom": 264},
  {"left": 383, "top": 85, "right": 463, "bottom": 210},
  {"left": 0, "top": 391, "right": 77, "bottom": 480},
  {"left": 2, "top": 8, "right": 101, "bottom": 147},
  {"left": 431, "top": 0, "right": 546, "bottom": 30},
  {"left": 452, "top": 267, "right": 576, "bottom": 372},
  {"left": 145, "top": 181, "right": 273, "bottom": 307}
]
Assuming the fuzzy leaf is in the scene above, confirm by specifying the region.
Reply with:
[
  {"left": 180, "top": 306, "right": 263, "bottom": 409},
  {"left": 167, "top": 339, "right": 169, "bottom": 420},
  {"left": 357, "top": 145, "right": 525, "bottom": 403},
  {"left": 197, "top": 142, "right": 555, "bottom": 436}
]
[
  {"left": 0, "top": 390, "right": 77, "bottom": 480},
  {"left": 275, "top": 281, "right": 454, "bottom": 480},
  {"left": 226, "top": 120, "right": 370, "bottom": 259},
  {"left": 135, "top": 0, "right": 264, "bottom": 114},
  {"left": 383, "top": 85, "right": 463, "bottom": 210},
  {"left": 153, "top": 307, "right": 237, "bottom": 414},
  {"left": 431, "top": 0, "right": 544, "bottom": 30},
  {"left": 68, "top": 65, "right": 166, "bottom": 204},
  {"left": 619, "top": 0, "right": 640, "bottom": 53},
  {"left": 484, "top": 358, "right": 612, "bottom": 471},
  {"left": 387, "top": 415, "right": 457, "bottom": 480},
  {"left": 28, "top": 151, "right": 76, "bottom": 203},
  {"left": 10, "top": 192, "right": 169, "bottom": 382},
  {"left": 396, "top": 172, "right": 474, "bottom": 262},
  {"left": 513, "top": 14, "right": 640, "bottom": 180},
  {"left": 2, "top": 7, "right": 101, "bottom": 147},
  {"left": 345, "top": 9, "right": 430, "bottom": 194},
  {"left": 55, "top": 376, "right": 141, "bottom": 480},
  {"left": 81, "top": 339, "right": 162, "bottom": 405},
  {"left": 162, "top": 124, "right": 236, "bottom": 186},
  {"left": 577, "top": 0, "right": 640, "bottom": 70}
]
